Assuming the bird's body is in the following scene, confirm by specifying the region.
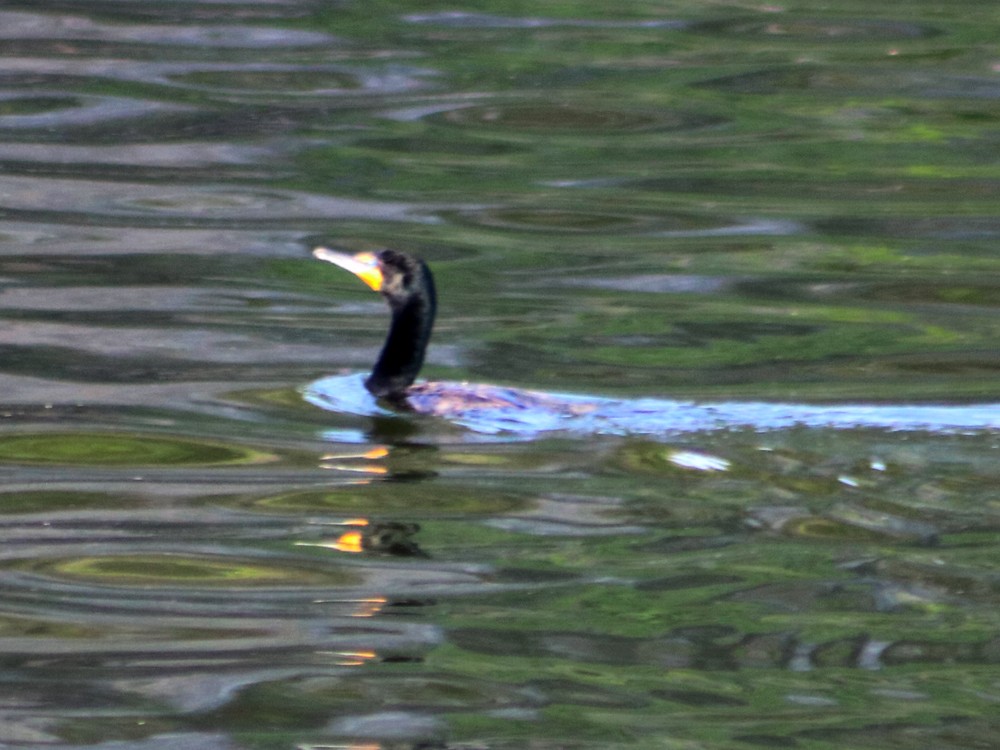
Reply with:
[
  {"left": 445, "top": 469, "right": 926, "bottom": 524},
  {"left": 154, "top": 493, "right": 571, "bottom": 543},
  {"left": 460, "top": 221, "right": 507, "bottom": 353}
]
[{"left": 404, "top": 380, "right": 595, "bottom": 418}]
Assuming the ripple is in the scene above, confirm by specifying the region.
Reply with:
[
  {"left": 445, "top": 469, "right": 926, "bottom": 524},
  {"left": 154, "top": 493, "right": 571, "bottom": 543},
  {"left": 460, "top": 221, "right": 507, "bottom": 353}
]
[
  {"left": 0, "top": 91, "right": 185, "bottom": 129},
  {"left": 0, "top": 285, "right": 319, "bottom": 313},
  {"left": 629, "top": 175, "right": 1000, "bottom": 203},
  {"left": 0, "top": 56, "right": 433, "bottom": 102},
  {"left": 163, "top": 64, "right": 435, "bottom": 97},
  {"left": 16, "top": 554, "right": 358, "bottom": 587},
  {"left": 0, "top": 508, "right": 499, "bottom": 619},
  {"left": 125, "top": 190, "right": 276, "bottom": 213},
  {"left": 173, "top": 68, "right": 362, "bottom": 92},
  {"left": 0, "top": 175, "right": 443, "bottom": 226},
  {"left": 0, "top": 10, "right": 336, "bottom": 48},
  {"left": 0, "top": 433, "right": 272, "bottom": 466},
  {"left": 16, "top": 1, "right": 312, "bottom": 24},
  {"left": 692, "top": 18, "right": 940, "bottom": 40},
  {"left": 736, "top": 277, "right": 1000, "bottom": 308},
  {"left": 816, "top": 215, "right": 1000, "bottom": 240},
  {"left": 0, "top": 141, "right": 288, "bottom": 175},
  {"left": 0, "top": 490, "right": 141, "bottom": 514},
  {"left": 698, "top": 66, "right": 861, "bottom": 95},
  {"left": 359, "top": 135, "right": 522, "bottom": 156},
  {"left": 918, "top": 75, "right": 1000, "bottom": 99},
  {"left": 0, "top": 94, "right": 76, "bottom": 116},
  {"left": 435, "top": 103, "right": 724, "bottom": 133},
  {"left": 700, "top": 67, "right": 1000, "bottom": 100},
  {"left": 245, "top": 485, "right": 529, "bottom": 516},
  {"left": 403, "top": 12, "right": 688, "bottom": 30},
  {"left": 0, "top": 222, "right": 303, "bottom": 256},
  {"left": 450, "top": 207, "right": 667, "bottom": 233},
  {"left": 0, "top": 93, "right": 301, "bottom": 146},
  {"left": 560, "top": 274, "right": 731, "bottom": 294},
  {"left": 652, "top": 217, "right": 803, "bottom": 238},
  {"left": 448, "top": 207, "right": 798, "bottom": 237}
]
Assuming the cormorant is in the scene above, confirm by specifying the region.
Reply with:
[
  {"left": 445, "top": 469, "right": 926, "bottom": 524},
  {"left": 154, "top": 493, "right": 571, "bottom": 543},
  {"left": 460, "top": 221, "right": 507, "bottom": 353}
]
[{"left": 312, "top": 247, "right": 591, "bottom": 417}]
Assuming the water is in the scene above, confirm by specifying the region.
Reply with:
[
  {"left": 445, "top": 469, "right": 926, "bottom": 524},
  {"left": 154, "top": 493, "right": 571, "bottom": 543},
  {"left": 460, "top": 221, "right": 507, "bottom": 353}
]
[{"left": 1, "top": 2, "right": 999, "bottom": 748}]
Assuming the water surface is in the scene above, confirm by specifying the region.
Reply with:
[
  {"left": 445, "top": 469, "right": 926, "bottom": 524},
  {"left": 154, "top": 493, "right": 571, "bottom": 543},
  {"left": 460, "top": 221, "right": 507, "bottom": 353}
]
[{"left": 1, "top": 2, "right": 999, "bottom": 749}]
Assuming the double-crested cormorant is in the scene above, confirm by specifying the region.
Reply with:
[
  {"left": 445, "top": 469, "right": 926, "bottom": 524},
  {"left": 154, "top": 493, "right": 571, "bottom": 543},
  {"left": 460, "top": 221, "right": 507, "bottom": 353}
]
[
  {"left": 308, "top": 247, "right": 1000, "bottom": 434},
  {"left": 313, "top": 247, "right": 435, "bottom": 402},
  {"left": 313, "top": 247, "right": 593, "bottom": 417}
]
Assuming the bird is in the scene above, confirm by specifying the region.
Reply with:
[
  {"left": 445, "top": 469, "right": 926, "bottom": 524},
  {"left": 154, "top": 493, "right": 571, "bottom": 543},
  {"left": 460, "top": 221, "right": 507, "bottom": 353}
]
[
  {"left": 313, "top": 248, "right": 436, "bottom": 404},
  {"left": 309, "top": 248, "right": 1000, "bottom": 435},
  {"left": 312, "top": 247, "right": 597, "bottom": 418}
]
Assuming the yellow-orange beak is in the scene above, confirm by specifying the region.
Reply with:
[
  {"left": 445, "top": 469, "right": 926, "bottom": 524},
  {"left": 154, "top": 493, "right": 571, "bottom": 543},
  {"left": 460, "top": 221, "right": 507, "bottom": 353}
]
[{"left": 313, "top": 248, "right": 383, "bottom": 292}]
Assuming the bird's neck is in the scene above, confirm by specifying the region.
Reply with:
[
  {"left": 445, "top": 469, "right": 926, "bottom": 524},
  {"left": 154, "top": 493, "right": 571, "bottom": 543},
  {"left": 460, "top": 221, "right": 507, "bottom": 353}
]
[{"left": 365, "top": 276, "right": 436, "bottom": 400}]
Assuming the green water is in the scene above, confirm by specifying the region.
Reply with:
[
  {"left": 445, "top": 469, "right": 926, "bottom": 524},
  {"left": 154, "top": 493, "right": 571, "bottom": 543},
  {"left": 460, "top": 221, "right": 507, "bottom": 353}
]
[{"left": 0, "top": 1, "right": 998, "bottom": 748}]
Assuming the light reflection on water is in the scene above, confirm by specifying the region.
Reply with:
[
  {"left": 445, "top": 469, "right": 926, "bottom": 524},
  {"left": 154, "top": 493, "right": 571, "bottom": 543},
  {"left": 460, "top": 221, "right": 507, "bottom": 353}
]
[{"left": 0, "top": 1, "right": 999, "bottom": 748}]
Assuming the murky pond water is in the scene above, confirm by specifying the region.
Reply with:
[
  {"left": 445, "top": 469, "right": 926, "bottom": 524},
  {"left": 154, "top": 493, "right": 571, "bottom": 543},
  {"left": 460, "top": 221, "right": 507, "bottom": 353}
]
[{"left": 1, "top": 1, "right": 999, "bottom": 748}]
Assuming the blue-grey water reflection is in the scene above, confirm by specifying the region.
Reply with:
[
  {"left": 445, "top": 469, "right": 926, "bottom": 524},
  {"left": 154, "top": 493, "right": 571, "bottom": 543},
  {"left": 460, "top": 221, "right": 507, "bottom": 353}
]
[{"left": 1, "top": 2, "right": 999, "bottom": 749}]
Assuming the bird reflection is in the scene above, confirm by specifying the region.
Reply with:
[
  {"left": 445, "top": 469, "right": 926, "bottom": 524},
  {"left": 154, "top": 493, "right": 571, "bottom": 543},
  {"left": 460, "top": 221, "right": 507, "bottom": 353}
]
[{"left": 299, "top": 518, "right": 428, "bottom": 558}]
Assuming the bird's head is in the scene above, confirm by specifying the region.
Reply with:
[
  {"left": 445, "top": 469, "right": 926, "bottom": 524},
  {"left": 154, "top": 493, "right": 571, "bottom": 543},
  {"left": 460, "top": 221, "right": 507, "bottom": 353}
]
[{"left": 313, "top": 247, "right": 430, "bottom": 311}]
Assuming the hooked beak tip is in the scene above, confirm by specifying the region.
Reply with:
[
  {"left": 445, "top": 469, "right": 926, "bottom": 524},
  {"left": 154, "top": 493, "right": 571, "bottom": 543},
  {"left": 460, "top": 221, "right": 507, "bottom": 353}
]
[{"left": 313, "top": 247, "right": 384, "bottom": 292}]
